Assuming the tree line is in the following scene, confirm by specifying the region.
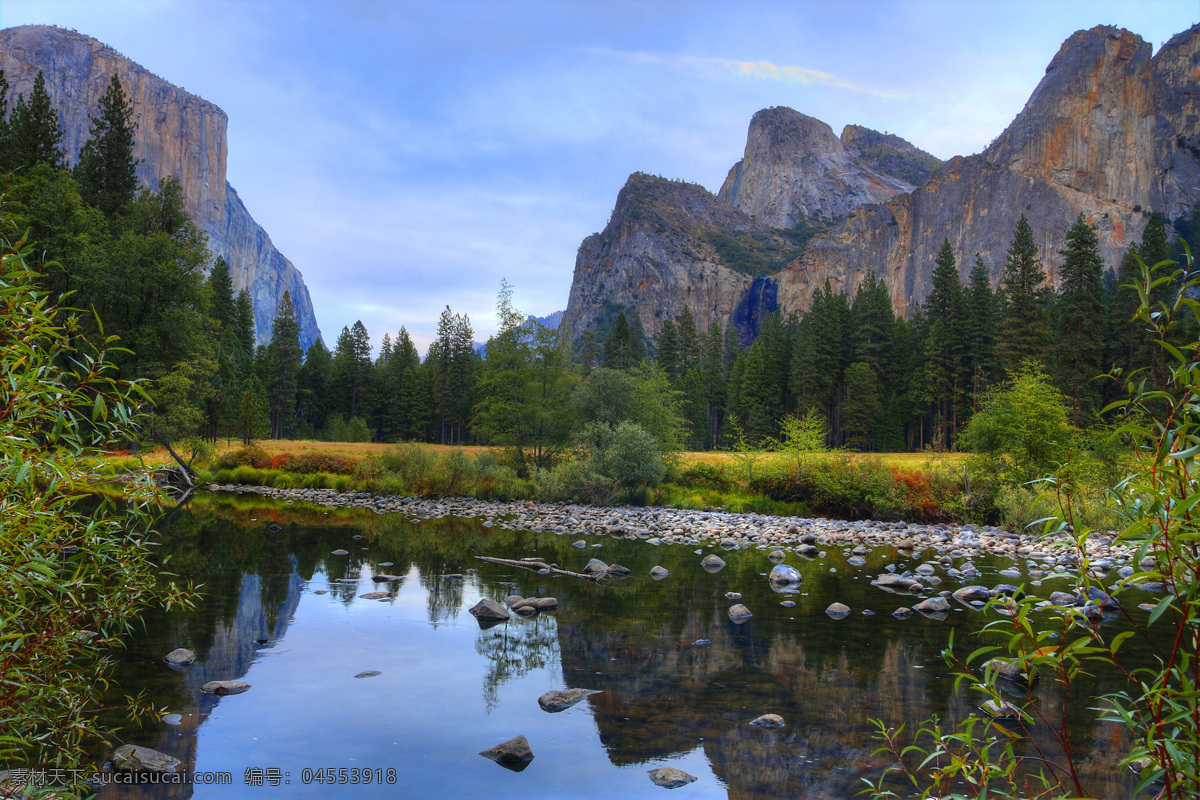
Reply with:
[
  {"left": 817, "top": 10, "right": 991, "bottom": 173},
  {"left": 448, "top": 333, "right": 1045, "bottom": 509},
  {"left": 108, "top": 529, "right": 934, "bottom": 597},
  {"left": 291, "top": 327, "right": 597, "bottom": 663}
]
[{"left": 4, "top": 67, "right": 1197, "bottom": 461}]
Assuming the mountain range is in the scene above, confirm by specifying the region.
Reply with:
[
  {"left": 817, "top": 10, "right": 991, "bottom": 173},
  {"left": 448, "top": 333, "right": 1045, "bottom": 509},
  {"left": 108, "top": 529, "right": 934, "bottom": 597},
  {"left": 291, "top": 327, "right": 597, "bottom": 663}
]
[{"left": 561, "top": 24, "right": 1200, "bottom": 346}]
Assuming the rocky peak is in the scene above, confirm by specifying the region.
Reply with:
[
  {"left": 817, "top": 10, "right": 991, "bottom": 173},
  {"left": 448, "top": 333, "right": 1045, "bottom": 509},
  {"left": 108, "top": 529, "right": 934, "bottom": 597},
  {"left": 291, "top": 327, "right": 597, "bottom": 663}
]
[
  {"left": 984, "top": 25, "right": 1156, "bottom": 207},
  {"left": 717, "top": 106, "right": 914, "bottom": 227},
  {"left": 840, "top": 124, "right": 943, "bottom": 186},
  {"left": 1151, "top": 24, "right": 1200, "bottom": 219}
]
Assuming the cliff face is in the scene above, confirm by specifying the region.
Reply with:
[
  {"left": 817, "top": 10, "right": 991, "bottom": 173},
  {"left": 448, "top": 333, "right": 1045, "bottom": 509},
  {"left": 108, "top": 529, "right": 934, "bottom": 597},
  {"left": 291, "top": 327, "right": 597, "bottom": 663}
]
[
  {"left": 561, "top": 173, "right": 809, "bottom": 345},
  {"left": 564, "top": 24, "right": 1200, "bottom": 342},
  {"left": 0, "top": 25, "right": 321, "bottom": 348},
  {"left": 717, "top": 107, "right": 913, "bottom": 227},
  {"left": 840, "top": 124, "right": 943, "bottom": 186},
  {"left": 773, "top": 23, "right": 1200, "bottom": 319}
]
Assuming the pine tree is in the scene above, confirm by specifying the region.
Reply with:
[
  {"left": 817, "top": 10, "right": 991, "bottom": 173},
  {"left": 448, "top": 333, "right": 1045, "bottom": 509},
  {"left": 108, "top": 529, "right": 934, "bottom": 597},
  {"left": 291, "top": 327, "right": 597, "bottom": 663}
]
[
  {"left": 998, "top": 215, "right": 1051, "bottom": 372},
  {"left": 1054, "top": 214, "right": 1106, "bottom": 422},
  {"left": 628, "top": 312, "right": 648, "bottom": 364},
  {"left": 8, "top": 72, "right": 64, "bottom": 171},
  {"left": 740, "top": 339, "right": 783, "bottom": 443},
  {"left": 74, "top": 74, "right": 139, "bottom": 219},
  {"left": 296, "top": 340, "right": 331, "bottom": 435},
  {"left": 578, "top": 329, "right": 598, "bottom": 377},
  {"left": 965, "top": 255, "right": 997, "bottom": 408},
  {"left": 231, "top": 289, "right": 257, "bottom": 363},
  {"left": 701, "top": 320, "right": 726, "bottom": 449},
  {"left": 266, "top": 291, "right": 301, "bottom": 439},
  {"left": 924, "top": 239, "right": 968, "bottom": 447},
  {"left": 851, "top": 273, "right": 894, "bottom": 377},
  {"left": 602, "top": 312, "right": 633, "bottom": 370},
  {"left": 655, "top": 319, "right": 680, "bottom": 381},
  {"left": 0, "top": 70, "right": 11, "bottom": 172},
  {"left": 676, "top": 305, "right": 700, "bottom": 373},
  {"left": 207, "top": 256, "right": 235, "bottom": 329}
]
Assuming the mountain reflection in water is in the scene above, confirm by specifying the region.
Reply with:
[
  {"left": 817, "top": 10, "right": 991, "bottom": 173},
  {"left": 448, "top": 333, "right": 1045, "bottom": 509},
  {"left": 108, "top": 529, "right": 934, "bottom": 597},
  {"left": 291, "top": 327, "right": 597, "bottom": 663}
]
[{"left": 91, "top": 496, "right": 1144, "bottom": 799}]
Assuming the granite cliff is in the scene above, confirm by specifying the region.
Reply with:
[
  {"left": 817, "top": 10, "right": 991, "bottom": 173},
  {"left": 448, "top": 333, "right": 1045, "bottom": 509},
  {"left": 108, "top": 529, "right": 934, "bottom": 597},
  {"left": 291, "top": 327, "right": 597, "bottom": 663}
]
[
  {"left": 716, "top": 107, "right": 914, "bottom": 227},
  {"left": 0, "top": 25, "right": 322, "bottom": 348},
  {"left": 561, "top": 173, "right": 814, "bottom": 345},
  {"left": 563, "top": 24, "right": 1200, "bottom": 341}
]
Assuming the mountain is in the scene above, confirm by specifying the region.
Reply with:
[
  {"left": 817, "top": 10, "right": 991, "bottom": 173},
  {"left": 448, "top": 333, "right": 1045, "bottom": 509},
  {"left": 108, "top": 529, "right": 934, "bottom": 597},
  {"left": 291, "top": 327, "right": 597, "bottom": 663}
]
[
  {"left": 562, "top": 23, "right": 1200, "bottom": 343},
  {"left": 560, "top": 173, "right": 818, "bottom": 346},
  {"left": 0, "top": 25, "right": 322, "bottom": 349},
  {"left": 716, "top": 107, "right": 914, "bottom": 227}
]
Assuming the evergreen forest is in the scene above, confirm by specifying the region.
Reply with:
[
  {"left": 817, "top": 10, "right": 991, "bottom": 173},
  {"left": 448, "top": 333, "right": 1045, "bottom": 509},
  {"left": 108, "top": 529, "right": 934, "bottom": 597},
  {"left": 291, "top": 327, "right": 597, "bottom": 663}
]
[{"left": 3, "top": 69, "right": 1199, "bottom": 468}]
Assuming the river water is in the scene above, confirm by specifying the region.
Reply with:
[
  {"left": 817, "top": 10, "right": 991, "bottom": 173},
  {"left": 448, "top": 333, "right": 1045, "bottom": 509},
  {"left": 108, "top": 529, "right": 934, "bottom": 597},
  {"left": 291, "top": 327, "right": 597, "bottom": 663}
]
[{"left": 88, "top": 494, "right": 1150, "bottom": 799}]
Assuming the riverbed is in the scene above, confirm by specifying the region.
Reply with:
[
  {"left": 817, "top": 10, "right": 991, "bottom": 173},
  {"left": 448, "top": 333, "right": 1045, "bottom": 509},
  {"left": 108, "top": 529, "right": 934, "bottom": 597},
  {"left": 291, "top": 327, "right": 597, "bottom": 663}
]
[{"left": 86, "top": 493, "right": 1153, "bottom": 799}]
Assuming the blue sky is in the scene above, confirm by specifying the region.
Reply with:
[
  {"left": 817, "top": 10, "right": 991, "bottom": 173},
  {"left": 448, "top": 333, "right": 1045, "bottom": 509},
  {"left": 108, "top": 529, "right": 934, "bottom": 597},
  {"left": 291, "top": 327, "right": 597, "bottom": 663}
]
[{"left": 3, "top": 0, "right": 1197, "bottom": 352}]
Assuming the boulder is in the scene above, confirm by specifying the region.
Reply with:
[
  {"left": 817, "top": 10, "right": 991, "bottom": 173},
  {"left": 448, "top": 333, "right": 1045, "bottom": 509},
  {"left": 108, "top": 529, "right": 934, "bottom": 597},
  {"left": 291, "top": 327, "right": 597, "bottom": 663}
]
[
  {"left": 700, "top": 554, "right": 726, "bottom": 571},
  {"left": 952, "top": 585, "right": 991, "bottom": 603},
  {"left": 983, "top": 658, "right": 1038, "bottom": 686},
  {"left": 768, "top": 550, "right": 786, "bottom": 561},
  {"left": 728, "top": 604, "right": 753, "bottom": 622},
  {"left": 795, "top": 544, "right": 819, "bottom": 557},
  {"left": 892, "top": 607, "right": 914, "bottom": 618},
  {"left": 607, "top": 564, "right": 632, "bottom": 576},
  {"left": 538, "top": 688, "right": 591, "bottom": 712},
  {"left": 1049, "top": 591, "right": 1077, "bottom": 606},
  {"left": 826, "top": 602, "right": 851, "bottom": 618},
  {"left": 583, "top": 558, "right": 609, "bottom": 575},
  {"left": 200, "top": 680, "right": 251, "bottom": 696},
  {"left": 358, "top": 591, "right": 390, "bottom": 600},
  {"left": 914, "top": 597, "right": 950, "bottom": 613},
  {"left": 982, "top": 698, "right": 1023, "bottom": 720},
  {"left": 768, "top": 564, "right": 802, "bottom": 585},
  {"left": 647, "top": 766, "right": 697, "bottom": 789},
  {"left": 503, "top": 595, "right": 526, "bottom": 606},
  {"left": 749, "top": 713, "right": 785, "bottom": 728},
  {"left": 650, "top": 566, "right": 669, "bottom": 578},
  {"left": 479, "top": 735, "right": 534, "bottom": 772},
  {"left": 534, "top": 597, "right": 559, "bottom": 611},
  {"left": 469, "top": 599, "right": 511, "bottom": 622},
  {"left": 163, "top": 648, "right": 195, "bottom": 667},
  {"left": 354, "top": 670, "right": 381, "bottom": 679},
  {"left": 111, "top": 744, "right": 181, "bottom": 774}
]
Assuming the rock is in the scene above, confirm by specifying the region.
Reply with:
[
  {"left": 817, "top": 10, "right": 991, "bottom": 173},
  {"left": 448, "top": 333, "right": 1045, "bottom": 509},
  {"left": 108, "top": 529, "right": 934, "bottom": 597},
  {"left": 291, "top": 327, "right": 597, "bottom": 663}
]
[
  {"left": 163, "top": 648, "right": 195, "bottom": 667},
  {"left": 847, "top": 556, "right": 867, "bottom": 566},
  {"left": 780, "top": 600, "right": 795, "bottom": 607},
  {"left": 200, "top": 680, "right": 251, "bottom": 695},
  {"left": 826, "top": 602, "right": 851, "bottom": 618},
  {"left": 650, "top": 565, "right": 669, "bottom": 578},
  {"left": 700, "top": 554, "right": 726, "bottom": 571},
  {"left": 583, "top": 558, "right": 609, "bottom": 575},
  {"left": 982, "top": 699, "right": 1023, "bottom": 720},
  {"left": 647, "top": 766, "right": 697, "bottom": 789},
  {"left": 469, "top": 599, "right": 511, "bottom": 622},
  {"left": 952, "top": 585, "right": 991, "bottom": 603},
  {"left": 728, "top": 604, "right": 753, "bottom": 622},
  {"left": 991, "top": 584, "right": 1025, "bottom": 599},
  {"left": 725, "top": 592, "right": 742, "bottom": 599},
  {"left": 768, "top": 564, "right": 802, "bottom": 585},
  {"left": 795, "top": 544, "right": 819, "bottom": 556},
  {"left": 983, "top": 658, "right": 1038, "bottom": 686},
  {"left": 312, "top": 589, "right": 328, "bottom": 595},
  {"left": 914, "top": 597, "right": 950, "bottom": 613},
  {"left": 479, "top": 735, "right": 534, "bottom": 771},
  {"left": 607, "top": 564, "right": 632, "bottom": 576},
  {"left": 895, "top": 538, "right": 917, "bottom": 550},
  {"left": 768, "top": 550, "right": 786, "bottom": 561},
  {"left": 572, "top": 540, "right": 588, "bottom": 548},
  {"left": 354, "top": 670, "right": 381, "bottom": 678},
  {"left": 371, "top": 574, "right": 399, "bottom": 582},
  {"left": 892, "top": 607, "right": 914, "bottom": 618},
  {"left": 110, "top": 744, "right": 182, "bottom": 774},
  {"left": 1084, "top": 587, "right": 1121, "bottom": 610},
  {"left": 875, "top": 573, "right": 921, "bottom": 591},
  {"left": 749, "top": 713, "right": 785, "bottom": 728},
  {"left": 503, "top": 595, "right": 526, "bottom": 606},
  {"left": 331, "top": 549, "right": 349, "bottom": 556},
  {"left": 720, "top": 538, "right": 739, "bottom": 550},
  {"left": 358, "top": 591, "right": 390, "bottom": 600},
  {"left": 538, "top": 688, "right": 590, "bottom": 712},
  {"left": 534, "top": 597, "right": 558, "bottom": 611},
  {"left": 1049, "top": 591, "right": 1077, "bottom": 606}
]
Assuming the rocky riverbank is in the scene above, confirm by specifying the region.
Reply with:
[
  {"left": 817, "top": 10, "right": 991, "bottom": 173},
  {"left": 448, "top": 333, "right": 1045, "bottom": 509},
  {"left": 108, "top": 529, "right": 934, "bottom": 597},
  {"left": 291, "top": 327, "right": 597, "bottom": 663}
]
[{"left": 206, "top": 483, "right": 1137, "bottom": 568}]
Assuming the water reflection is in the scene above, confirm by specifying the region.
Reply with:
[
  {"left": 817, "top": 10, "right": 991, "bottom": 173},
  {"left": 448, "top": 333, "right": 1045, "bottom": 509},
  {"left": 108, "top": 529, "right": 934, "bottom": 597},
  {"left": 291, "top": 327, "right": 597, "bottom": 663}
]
[{"left": 88, "top": 496, "right": 1145, "bottom": 799}]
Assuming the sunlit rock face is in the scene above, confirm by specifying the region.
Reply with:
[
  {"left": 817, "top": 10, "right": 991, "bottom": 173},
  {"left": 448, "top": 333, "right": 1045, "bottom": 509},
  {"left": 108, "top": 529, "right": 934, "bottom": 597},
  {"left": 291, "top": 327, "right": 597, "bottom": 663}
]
[
  {"left": 0, "top": 25, "right": 322, "bottom": 348},
  {"left": 565, "top": 24, "right": 1200, "bottom": 339}
]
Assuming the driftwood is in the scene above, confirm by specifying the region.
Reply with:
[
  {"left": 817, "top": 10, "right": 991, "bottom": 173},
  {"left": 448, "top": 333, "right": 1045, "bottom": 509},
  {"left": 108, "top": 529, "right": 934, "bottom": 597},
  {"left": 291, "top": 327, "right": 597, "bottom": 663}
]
[{"left": 474, "top": 555, "right": 599, "bottom": 581}]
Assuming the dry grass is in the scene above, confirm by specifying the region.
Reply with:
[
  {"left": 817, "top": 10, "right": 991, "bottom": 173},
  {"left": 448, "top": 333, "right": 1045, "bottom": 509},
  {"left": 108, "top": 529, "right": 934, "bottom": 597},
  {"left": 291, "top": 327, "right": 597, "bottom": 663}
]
[{"left": 111, "top": 439, "right": 967, "bottom": 471}]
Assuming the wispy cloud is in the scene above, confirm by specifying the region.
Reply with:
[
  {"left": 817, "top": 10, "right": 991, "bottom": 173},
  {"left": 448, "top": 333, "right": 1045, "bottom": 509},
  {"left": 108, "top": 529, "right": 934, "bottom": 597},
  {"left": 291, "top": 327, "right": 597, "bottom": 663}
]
[{"left": 592, "top": 48, "right": 906, "bottom": 99}]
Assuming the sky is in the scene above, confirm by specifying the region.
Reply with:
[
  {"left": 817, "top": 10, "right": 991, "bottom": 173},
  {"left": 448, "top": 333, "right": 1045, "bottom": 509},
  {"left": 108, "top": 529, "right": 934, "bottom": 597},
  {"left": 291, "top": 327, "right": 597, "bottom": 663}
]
[{"left": 3, "top": 0, "right": 1198, "bottom": 353}]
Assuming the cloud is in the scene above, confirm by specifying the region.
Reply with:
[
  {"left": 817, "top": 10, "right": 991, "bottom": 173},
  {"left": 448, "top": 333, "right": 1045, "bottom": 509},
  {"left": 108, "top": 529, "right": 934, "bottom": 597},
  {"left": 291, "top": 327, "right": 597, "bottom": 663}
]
[{"left": 592, "top": 48, "right": 906, "bottom": 99}]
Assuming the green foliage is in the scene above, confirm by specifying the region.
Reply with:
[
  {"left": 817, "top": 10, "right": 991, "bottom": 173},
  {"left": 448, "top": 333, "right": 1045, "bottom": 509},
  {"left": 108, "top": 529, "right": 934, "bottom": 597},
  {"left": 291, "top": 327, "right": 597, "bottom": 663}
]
[
  {"left": 959, "top": 363, "right": 1077, "bottom": 485},
  {"left": 779, "top": 407, "right": 828, "bottom": 469},
  {"left": 74, "top": 74, "right": 139, "bottom": 219},
  {"left": 1055, "top": 214, "right": 1106, "bottom": 423},
  {"left": 322, "top": 414, "right": 371, "bottom": 443},
  {"left": 5, "top": 71, "right": 64, "bottom": 172},
  {"left": 0, "top": 213, "right": 195, "bottom": 771},
  {"left": 265, "top": 290, "right": 301, "bottom": 439},
  {"left": 865, "top": 247, "right": 1200, "bottom": 800},
  {"left": 998, "top": 215, "right": 1052, "bottom": 371},
  {"left": 582, "top": 420, "right": 668, "bottom": 493},
  {"left": 703, "top": 220, "right": 820, "bottom": 278}
]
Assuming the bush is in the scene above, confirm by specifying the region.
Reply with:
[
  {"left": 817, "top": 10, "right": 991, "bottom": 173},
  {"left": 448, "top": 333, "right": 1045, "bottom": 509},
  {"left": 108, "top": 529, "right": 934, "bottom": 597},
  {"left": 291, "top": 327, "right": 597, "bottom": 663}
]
[
  {"left": 535, "top": 460, "right": 618, "bottom": 505},
  {"left": 584, "top": 421, "right": 667, "bottom": 494}
]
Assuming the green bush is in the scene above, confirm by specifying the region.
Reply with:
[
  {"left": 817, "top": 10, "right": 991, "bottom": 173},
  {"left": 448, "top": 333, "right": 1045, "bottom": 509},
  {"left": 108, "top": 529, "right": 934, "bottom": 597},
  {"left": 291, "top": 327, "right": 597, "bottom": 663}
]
[{"left": 535, "top": 460, "right": 618, "bottom": 505}]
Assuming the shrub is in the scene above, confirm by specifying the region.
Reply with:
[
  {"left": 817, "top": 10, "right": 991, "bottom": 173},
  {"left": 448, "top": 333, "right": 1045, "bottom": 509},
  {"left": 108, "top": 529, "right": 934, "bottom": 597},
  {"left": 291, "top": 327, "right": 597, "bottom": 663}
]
[
  {"left": 584, "top": 421, "right": 667, "bottom": 493},
  {"left": 535, "top": 460, "right": 618, "bottom": 505}
]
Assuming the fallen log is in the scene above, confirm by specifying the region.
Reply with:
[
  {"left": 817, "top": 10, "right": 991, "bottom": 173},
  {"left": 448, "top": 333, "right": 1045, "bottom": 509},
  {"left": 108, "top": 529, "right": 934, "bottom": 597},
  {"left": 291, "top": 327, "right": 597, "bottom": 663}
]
[{"left": 474, "top": 556, "right": 599, "bottom": 581}]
